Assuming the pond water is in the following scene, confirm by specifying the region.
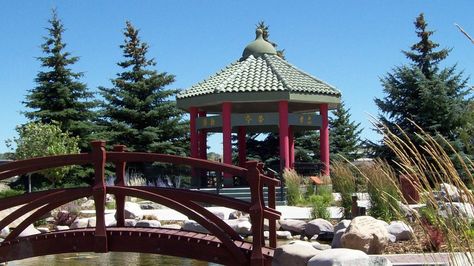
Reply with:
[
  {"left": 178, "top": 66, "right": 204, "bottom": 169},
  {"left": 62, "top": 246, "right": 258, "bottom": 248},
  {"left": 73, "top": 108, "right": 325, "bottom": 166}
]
[{"left": 9, "top": 252, "right": 220, "bottom": 266}]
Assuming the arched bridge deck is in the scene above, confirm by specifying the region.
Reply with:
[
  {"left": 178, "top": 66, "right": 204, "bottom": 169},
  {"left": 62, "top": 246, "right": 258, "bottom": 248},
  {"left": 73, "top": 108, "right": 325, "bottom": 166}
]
[{"left": 0, "top": 141, "right": 280, "bottom": 265}]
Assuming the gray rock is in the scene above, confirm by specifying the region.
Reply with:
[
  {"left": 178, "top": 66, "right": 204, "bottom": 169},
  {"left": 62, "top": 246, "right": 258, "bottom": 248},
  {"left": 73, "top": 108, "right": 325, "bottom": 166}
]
[
  {"left": 70, "top": 218, "right": 89, "bottom": 229},
  {"left": 125, "top": 219, "right": 137, "bottom": 227},
  {"left": 288, "top": 240, "right": 315, "bottom": 248},
  {"left": 369, "top": 256, "right": 393, "bottom": 266},
  {"left": 123, "top": 202, "right": 143, "bottom": 220},
  {"left": 225, "top": 218, "right": 251, "bottom": 235},
  {"left": 304, "top": 219, "right": 334, "bottom": 238},
  {"left": 438, "top": 202, "right": 474, "bottom": 220},
  {"left": 88, "top": 214, "right": 116, "bottom": 227},
  {"left": 307, "top": 248, "right": 369, "bottom": 266},
  {"left": 388, "top": 221, "right": 413, "bottom": 241},
  {"left": 36, "top": 227, "right": 49, "bottom": 233},
  {"left": 440, "top": 183, "right": 461, "bottom": 201},
  {"left": 55, "top": 225, "right": 69, "bottom": 231},
  {"left": 279, "top": 219, "right": 306, "bottom": 234},
  {"left": 81, "top": 199, "right": 95, "bottom": 209},
  {"left": 19, "top": 224, "right": 40, "bottom": 237},
  {"left": 264, "top": 219, "right": 281, "bottom": 231},
  {"left": 311, "top": 241, "right": 332, "bottom": 251},
  {"left": 160, "top": 224, "right": 181, "bottom": 230},
  {"left": 272, "top": 242, "right": 320, "bottom": 266},
  {"left": 333, "top": 219, "right": 351, "bottom": 232},
  {"left": 211, "top": 211, "right": 226, "bottom": 220},
  {"left": 341, "top": 216, "right": 389, "bottom": 254},
  {"left": 331, "top": 229, "right": 345, "bottom": 248},
  {"left": 0, "top": 227, "right": 9, "bottom": 238},
  {"left": 264, "top": 230, "right": 294, "bottom": 240},
  {"left": 182, "top": 220, "right": 209, "bottom": 234},
  {"left": 229, "top": 210, "right": 242, "bottom": 219},
  {"left": 388, "top": 234, "right": 396, "bottom": 243},
  {"left": 136, "top": 220, "right": 161, "bottom": 228}
]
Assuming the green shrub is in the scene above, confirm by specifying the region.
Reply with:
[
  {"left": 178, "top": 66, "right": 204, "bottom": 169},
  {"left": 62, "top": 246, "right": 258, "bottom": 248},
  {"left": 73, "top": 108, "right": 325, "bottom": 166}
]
[
  {"left": 283, "top": 169, "right": 303, "bottom": 205},
  {"left": 0, "top": 189, "right": 24, "bottom": 199},
  {"left": 308, "top": 187, "right": 332, "bottom": 220}
]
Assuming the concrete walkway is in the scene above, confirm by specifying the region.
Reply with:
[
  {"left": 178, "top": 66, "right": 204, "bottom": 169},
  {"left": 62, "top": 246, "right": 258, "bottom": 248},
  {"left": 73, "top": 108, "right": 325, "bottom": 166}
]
[{"left": 371, "top": 252, "right": 473, "bottom": 265}]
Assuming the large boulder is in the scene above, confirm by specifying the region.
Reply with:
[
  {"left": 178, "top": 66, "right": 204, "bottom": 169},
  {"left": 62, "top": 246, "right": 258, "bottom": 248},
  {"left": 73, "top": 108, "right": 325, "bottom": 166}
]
[
  {"left": 136, "top": 220, "right": 161, "bottom": 228},
  {"left": 307, "top": 248, "right": 370, "bottom": 266},
  {"left": 334, "top": 219, "right": 351, "bottom": 232},
  {"left": 340, "top": 216, "right": 390, "bottom": 254},
  {"left": 272, "top": 242, "right": 320, "bottom": 266},
  {"left": 439, "top": 183, "right": 461, "bottom": 202},
  {"left": 70, "top": 218, "right": 89, "bottom": 229},
  {"left": 264, "top": 219, "right": 281, "bottom": 231},
  {"left": 279, "top": 219, "right": 306, "bottom": 234},
  {"left": 88, "top": 214, "right": 116, "bottom": 227},
  {"left": 225, "top": 218, "right": 252, "bottom": 235},
  {"left": 182, "top": 220, "right": 209, "bottom": 234},
  {"left": 331, "top": 229, "right": 346, "bottom": 248},
  {"left": 19, "top": 224, "right": 41, "bottom": 237},
  {"left": 304, "top": 219, "right": 334, "bottom": 239},
  {"left": 123, "top": 202, "right": 143, "bottom": 220},
  {"left": 388, "top": 221, "right": 413, "bottom": 241}
]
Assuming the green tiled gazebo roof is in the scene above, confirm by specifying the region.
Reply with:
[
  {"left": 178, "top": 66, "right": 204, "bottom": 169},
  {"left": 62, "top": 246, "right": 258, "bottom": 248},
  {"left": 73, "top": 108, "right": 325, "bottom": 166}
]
[{"left": 176, "top": 29, "right": 341, "bottom": 113}]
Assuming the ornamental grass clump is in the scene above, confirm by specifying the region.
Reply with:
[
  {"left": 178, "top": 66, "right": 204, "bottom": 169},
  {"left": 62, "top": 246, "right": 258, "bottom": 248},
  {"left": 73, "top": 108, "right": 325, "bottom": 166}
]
[
  {"left": 331, "top": 160, "right": 356, "bottom": 218},
  {"left": 283, "top": 169, "right": 303, "bottom": 205},
  {"left": 374, "top": 121, "right": 474, "bottom": 264}
]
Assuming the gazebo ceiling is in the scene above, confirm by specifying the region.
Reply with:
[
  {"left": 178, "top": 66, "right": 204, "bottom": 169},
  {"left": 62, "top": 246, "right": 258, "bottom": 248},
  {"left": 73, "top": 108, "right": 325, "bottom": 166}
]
[{"left": 176, "top": 29, "right": 341, "bottom": 113}]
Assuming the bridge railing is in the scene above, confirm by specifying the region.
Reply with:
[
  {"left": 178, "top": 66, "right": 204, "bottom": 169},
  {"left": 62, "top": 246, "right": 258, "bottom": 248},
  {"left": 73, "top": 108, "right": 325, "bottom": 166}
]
[{"left": 0, "top": 140, "right": 280, "bottom": 265}]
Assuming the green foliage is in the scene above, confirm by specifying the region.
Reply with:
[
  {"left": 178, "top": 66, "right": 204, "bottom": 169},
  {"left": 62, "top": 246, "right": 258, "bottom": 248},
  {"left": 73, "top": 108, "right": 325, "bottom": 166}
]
[
  {"left": 0, "top": 189, "right": 24, "bottom": 199},
  {"left": 364, "top": 162, "right": 401, "bottom": 222},
  {"left": 331, "top": 161, "right": 356, "bottom": 218},
  {"left": 9, "top": 122, "right": 80, "bottom": 186},
  {"left": 308, "top": 190, "right": 332, "bottom": 220},
  {"left": 283, "top": 169, "right": 303, "bottom": 205},
  {"left": 329, "top": 101, "right": 363, "bottom": 160},
  {"left": 99, "top": 21, "right": 188, "bottom": 155},
  {"left": 23, "top": 9, "right": 97, "bottom": 151},
  {"left": 374, "top": 13, "right": 472, "bottom": 164}
]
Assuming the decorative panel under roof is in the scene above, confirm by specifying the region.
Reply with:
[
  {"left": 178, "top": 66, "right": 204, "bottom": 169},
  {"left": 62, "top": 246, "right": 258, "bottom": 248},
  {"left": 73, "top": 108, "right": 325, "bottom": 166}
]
[{"left": 177, "top": 53, "right": 341, "bottom": 99}]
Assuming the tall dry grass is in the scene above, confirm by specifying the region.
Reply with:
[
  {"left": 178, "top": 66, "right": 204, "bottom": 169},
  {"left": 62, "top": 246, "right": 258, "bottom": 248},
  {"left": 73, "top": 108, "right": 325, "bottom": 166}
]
[{"left": 367, "top": 121, "right": 474, "bottom": 264}]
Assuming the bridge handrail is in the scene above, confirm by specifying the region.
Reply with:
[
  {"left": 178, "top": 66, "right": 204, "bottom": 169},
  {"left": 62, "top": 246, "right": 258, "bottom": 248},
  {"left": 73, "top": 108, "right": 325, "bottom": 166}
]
[{"left": 0, "top": 140, "right": 280, "bottom": 265}]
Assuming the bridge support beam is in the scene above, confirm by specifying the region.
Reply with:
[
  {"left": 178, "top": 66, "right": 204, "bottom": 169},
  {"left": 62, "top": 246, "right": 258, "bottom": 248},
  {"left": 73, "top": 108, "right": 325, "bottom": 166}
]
[
  {"left": 91, "top": 140, "right": 108, "bottom": 253},
  {"left": 319, "top": 104, "right": 330, "bottom": 176}
]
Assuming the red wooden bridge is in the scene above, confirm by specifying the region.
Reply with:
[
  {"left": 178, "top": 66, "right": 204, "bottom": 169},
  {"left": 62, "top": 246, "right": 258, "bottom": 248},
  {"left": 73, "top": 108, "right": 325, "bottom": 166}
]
[{"left": 0, "top": 141, "right": 281, "bottom": 265}]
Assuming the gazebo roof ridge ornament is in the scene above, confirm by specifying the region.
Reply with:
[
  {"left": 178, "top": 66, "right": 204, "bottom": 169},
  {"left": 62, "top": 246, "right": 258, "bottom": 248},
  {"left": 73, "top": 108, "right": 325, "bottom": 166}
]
[{"left": 241, "top": 29, "right": 277, "bottom": 60}]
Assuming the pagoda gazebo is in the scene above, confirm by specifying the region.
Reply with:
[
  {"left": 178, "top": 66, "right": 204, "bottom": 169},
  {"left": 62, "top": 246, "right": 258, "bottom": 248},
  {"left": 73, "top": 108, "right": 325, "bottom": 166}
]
[{"left": 177, "top": 29, "right": 341, "bottom": 186}]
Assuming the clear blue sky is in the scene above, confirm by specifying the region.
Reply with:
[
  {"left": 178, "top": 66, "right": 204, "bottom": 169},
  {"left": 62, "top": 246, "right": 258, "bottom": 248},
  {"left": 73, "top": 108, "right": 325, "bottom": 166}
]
[{"left": 0, "top": 1, "right": 473, "bottom": 154}]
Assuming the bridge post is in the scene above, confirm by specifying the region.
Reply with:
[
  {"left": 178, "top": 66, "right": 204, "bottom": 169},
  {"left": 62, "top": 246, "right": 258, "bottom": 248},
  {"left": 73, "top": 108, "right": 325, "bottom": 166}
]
[
  {"left": 91, "top": 140, "right": 108, "bottom": 253},
  {"left": 113, "top": 145, "right": 127, "bottom": 227},
  {"left": 246, "top": 161, "right": 265, "bottom": 266},
  {"left": 267, "top": 171, "right": 277, "bottom": 248}
]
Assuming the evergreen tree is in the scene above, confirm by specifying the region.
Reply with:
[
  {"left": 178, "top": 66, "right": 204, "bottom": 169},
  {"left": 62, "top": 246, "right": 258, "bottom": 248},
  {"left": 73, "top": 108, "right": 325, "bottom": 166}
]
[
  {"left": 24, "top": 9, "right": 97, "bottom": 150},
  {"left": 329, "top": 101, "right": 363, "bottom": 161},
  {"left": 374, "top": 13, "right": 471, "bottom": 161},
  {"left": 99, "top": 21, "right": 187, "bottom": 155}
]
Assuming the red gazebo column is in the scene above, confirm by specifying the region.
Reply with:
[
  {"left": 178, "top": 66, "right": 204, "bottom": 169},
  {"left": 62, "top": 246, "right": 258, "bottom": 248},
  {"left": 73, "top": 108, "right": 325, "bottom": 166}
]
[
  {"left": 279, "top": 101, "right": 290, "bottom": 170},
  {"left": 222, "top": 102, "right": 233, "bottom": 186},
  {"left": 190, "top": 107, "right": 199, "bottom": 158},
  {"left": 198, "top": 111, "right": 207, "bottom": 160},
  {"left": 289, "top": 126, "right": 295, "bottom": 169},
  {"left": 320, "top": 103, "right": 330, "bottom": 176},
  {"left": 238, "top": 126, "right": 247, "bottom": 166}
]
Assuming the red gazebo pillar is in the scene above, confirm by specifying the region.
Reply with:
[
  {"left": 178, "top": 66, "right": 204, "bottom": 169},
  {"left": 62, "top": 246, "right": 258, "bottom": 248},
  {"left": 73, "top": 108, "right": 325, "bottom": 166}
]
[
  {"left": 238, "top": 126, "right": 247, "bottom": 166},
  {"left": 190, "top": 107, "right": 199, "bottom": 158},
  {"left": 198, "top": 111, "right": 207, "bottom": 160},
  {"left": 222, "top": 102, "right": 233, "bottom": 185},
  {"left": 320, "top": 103, "right": 330, "bottom": 176},
  {"left": 289, "top": 126, "right": 295, "bottom": 169},
  {"left": 279, "top": 101, "right": 290, "bottom": 170}
]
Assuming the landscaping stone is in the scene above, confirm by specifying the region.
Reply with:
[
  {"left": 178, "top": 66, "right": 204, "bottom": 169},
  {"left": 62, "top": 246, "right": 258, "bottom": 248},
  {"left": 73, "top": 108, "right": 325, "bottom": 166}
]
[
  {"left": 123, "top": 202, "right": 143, "bottom": 220},
  {"left": 263, "top": 219, "right": 281, "bottom": 231},
  {"left": 225, "top": 218, "right": 252, "bottom": 235},
  {"left": 81, "top": 199, "right": 95, "bottom": 209},
  {"left": 36, "top": 227, "right": 49, "bottom": 233},
  {"left": 311, "top": 241, "right": 332, "bottom": 251},
  {"left": 229, "top": 210, "right": 242, "bottom": 219},
  {"left": 160, "top": 224, "right": 181, "bottom": 230},
  {"left": 70, "top": 218, "right": 89, "bottom": 229},
  {"left": 19, "top": 224, "right": 40, "bottom": 237},
  {"left": 369, "top": 256, "right": 393, "bottom": 266},
  {"left": 56, "top": 225, "right": 69, "bottom": 231},
  {"left": 333, "top": 219, "right": 351, "bottom": 232},
  {"left": 304, "top": 218, "right": 333, "bottom": 239},
  {"left": 136, "top": 220, "right": 161, "bottom": 228},
  {"left": 288, "top": 240, "right": 315, "bottom": 248},
  {"left": 440, "top": 183, "right": 460, "bottom": 201},
  {"left": 331, "top": 229, "right": 345, "bottom": 248},
  {"left": 388, "top": 234, "right": 396, "bottom": 243},
  {"left": 182, "top": 220, "right": 209, "bottom": 234},
  {"left": 125, "top": 219, "right": 137, "bottom": 227},
  {"left": 88, "top": 214, "right": 116, "bottom": 227},
  {"left": 438, "top": 202, "right": 474, "bottom": 220},
  {"left": 341, "top": 216, "right": 389, "bottom": 254},
  {"left": 307, "top": 248, "right": 370, "bottom": 266},
  {"left": 0, "top": 227, "right": 9, "bottom": 238},
  {"left": 264, "top": 230, "right": 293, "bottom": 240},
  {"left": 388, "top": 221, "right": 413, "bottom": 241},
  {"left": 210, "top": 211, "right": 226, "bottom": 220},
  {"left": 279, "top": 219, "right": 306, "bottom": 234},
  {"left": 272, "top": 241, "right": 320, "bottom": 266}
]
